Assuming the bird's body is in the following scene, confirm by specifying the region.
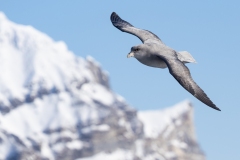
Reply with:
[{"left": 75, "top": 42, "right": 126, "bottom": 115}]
[
  {"left": 110, "top": 12, "right": 221, "bottom": 111},
  {"left": 132, "top": 43, "right": 173, "bottom": 68}
]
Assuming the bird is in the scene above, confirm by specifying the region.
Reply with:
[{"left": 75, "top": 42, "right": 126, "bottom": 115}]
[{"left": 110, "top": 12, "right": 220, "bottom": 111}]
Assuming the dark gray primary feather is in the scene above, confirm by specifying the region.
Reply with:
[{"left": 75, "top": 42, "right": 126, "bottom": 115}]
[
  {"left": 110, "top": 12, "right": 161, "bottom": 43},
  {"left": 165, "top": 58, "right": 221, "bottom": 111}
]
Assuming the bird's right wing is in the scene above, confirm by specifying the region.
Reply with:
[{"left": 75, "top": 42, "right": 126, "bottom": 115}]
[
  {"left": 165, "top": 59, "right": 220, "bottom": 111},
  {"left": 110, "top": 12, "right": 162, "bottom": 44}
]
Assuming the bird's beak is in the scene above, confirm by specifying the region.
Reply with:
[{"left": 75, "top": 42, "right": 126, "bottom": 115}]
[{"left": 127, "top": 52, "right": 134, "bottom": 58}]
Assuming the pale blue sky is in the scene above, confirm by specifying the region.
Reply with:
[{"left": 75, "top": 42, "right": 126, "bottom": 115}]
[{"left": 1, "top": 1, "right": 240, "bottom": 159}]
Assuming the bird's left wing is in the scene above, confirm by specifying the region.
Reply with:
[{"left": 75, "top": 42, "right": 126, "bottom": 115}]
[
  {"left": 165, "top": 58, "right": 220, "bottom": 111},
  {"left": 110, "top": 12, "right": 162, "bottom": 44}
]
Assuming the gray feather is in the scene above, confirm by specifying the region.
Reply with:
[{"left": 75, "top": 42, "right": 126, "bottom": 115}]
[
  {"left": 165, "top": 59, "right": 220, "bottom": 111},
  {"left": 110, "top": 12, "right": 162, "bottom": 43}
]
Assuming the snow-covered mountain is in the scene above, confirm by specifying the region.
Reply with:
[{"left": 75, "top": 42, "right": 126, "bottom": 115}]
[{"left": 0, "top": 12, "right": 205, "bottom": 160}]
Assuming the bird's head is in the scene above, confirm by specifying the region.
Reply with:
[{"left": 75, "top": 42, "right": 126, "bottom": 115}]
[{"left": 127, "top": 45, "right": 144, "bottom": 58}]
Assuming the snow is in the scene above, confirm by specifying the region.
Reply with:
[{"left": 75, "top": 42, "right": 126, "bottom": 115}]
[
  {"left": 77, "top": 149, "right": 134, "bottom": 160},
  {"left": 86, "top": 56, "right": 100, "bottom": 67},
  {"left": 0, "top": 12, "right": 118, "bottom": 154},
  {"left": 0, "top": 11, "right": 98, "bottom": 107},
  {"left": 135, "top": 140, "right": 144, "bottom": 158},
  {"left": 66, "top": 140, "right": 84, "bottom": 150},
  {"left": 118, "top": 118, "right": 126, "bottom": 126},
  {"left": 164, "top": 151, "right": 176, "bottom": 159},
  {"left": 0, "top": 12, "right": 127, "bottom": 158},
  {"left": 41, "top": 141, "right": 55, "bottom": 160},
  {"left": 0, "top": 92, "right": 113, "bottom": 142},
  {"left": 52, "top": 143, "right": 65, "bottom": 153},
  {"left": 143, "top": 153, "right": 165, "bottom": 160},
  {"left": 138, "top": 100, "right": 192, "bottom": 138},
  {"left": 81, "top": 124, "right": 110, "bottom": 134},
  {"left": 170, "top": 139, "right": 188, "bottom": 149},
  {"left": 81, "top": 83, "right": 115, "bottom": 106},
  {"left": 163, "top": 124, "right": 175, "bottom": 138},
  {"left": 0, "top": 12, "right": 7, "bottom": 20}
]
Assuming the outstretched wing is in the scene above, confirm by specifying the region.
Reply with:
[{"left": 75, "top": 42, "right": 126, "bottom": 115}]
[
  {"left": 110, "top": 12, "right": 162, "bottom": 43},
  {"left": 166, "top": 59, "right": 220, "bottom": 111}
]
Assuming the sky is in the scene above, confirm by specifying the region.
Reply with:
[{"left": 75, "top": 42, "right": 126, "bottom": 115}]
[{"left": 0, "top": 1, "right": 240, "bottom": 159}]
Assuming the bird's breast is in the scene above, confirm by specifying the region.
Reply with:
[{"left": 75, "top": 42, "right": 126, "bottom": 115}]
[{"left": 136, "top": 55, "right": 167, "bottom": 69}]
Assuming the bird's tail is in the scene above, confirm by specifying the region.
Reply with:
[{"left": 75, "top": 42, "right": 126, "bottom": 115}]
[{"left": 177, "top": 51, "right": 197, "bottom": 64}]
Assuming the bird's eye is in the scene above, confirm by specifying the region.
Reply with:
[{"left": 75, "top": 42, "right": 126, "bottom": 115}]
[{"left": 135, "top": 48, "right": 139, "bottom": 52}]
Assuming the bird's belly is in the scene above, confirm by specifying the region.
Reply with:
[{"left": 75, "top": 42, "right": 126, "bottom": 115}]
[{"left": 137, "top": 56, "right": 167, "bottom": 69}]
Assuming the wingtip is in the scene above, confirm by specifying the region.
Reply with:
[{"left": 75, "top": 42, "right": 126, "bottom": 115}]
[
  {"left": 212, "top": 105, "right": 221, "bottom": 111},
  {"left": 110, "top": 12, "right": 118, "bottom": 20},
  {"left": 110, "top": 12, "right": 133, "bottom": 28},
  {"left": 111, "top": 12, "right": 117, "bottom": 15}
]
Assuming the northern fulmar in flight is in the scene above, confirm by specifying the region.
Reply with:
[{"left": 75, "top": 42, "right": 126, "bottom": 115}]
[{"left": 110, "top": 12, "right": 220, "bottom": 111}]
